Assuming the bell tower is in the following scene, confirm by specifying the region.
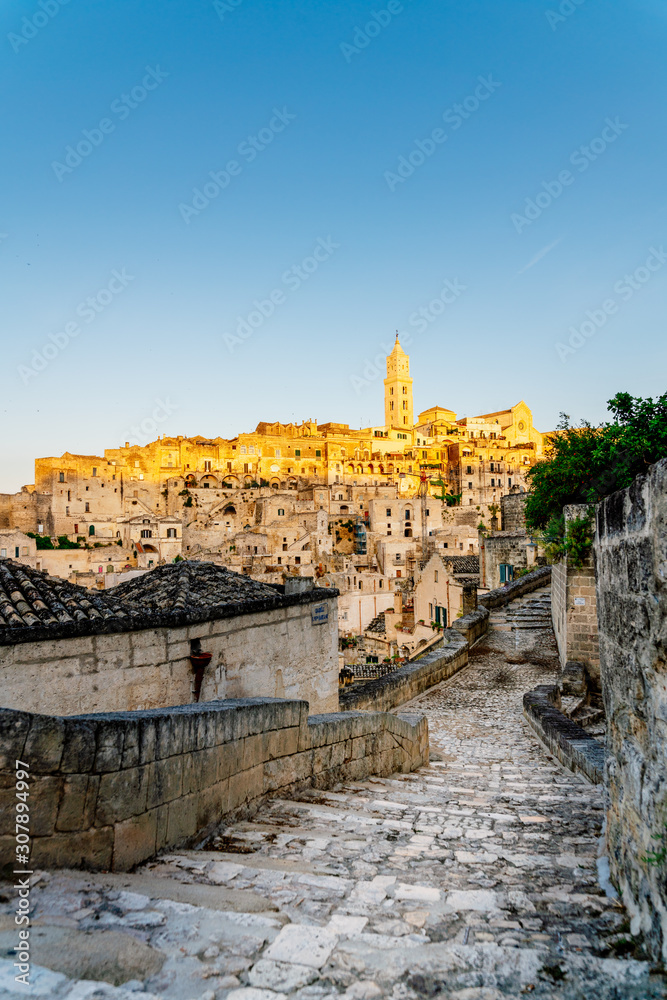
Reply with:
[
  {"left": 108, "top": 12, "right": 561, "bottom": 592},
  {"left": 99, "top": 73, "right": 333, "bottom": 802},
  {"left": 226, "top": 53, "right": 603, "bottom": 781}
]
[{"left": 384, "top": 333, "right": 414, "bottom": 429}]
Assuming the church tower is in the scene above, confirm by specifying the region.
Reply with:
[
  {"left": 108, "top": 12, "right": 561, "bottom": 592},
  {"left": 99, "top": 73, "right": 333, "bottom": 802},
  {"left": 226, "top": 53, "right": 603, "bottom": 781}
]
[{"left": 384, "top": 334, "right": 414, "bottom": 429}]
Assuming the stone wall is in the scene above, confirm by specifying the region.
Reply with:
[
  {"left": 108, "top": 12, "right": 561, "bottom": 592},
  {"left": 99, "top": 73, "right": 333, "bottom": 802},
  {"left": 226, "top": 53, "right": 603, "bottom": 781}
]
[
  {"left": 595, "top": 457, "right": 667, "bottom": 962},
  {"left": 451, "top": 607, "right": 489, "bottom": 646},
  {"left": 551, "top": 505, "right": 600, "bottom": 686},
  {"left": 0, "top": 697, "right": 427, "bottom": 873},
  {"left": 339, "top": 632, "right": 469, "bottom": 713},
  {"left": 0, "top": 597, "right": 339, "bottom": 717},
  {"left": 480, "top": 531, "right": 534, "bottom": 590},
  {"left": 523, "top": 684, "right": 605, "bottom": 784},
  {"left": 478, "top": 565, "right": 551, "bottom": 609},
  {"left": 500, "top": 491, "right": 527, "bottom": 532}
]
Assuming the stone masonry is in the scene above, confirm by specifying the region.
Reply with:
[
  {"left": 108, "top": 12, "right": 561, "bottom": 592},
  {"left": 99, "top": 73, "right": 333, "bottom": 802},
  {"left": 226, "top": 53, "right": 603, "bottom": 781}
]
[
  {"left": 595, "top": 456, "right": 667, "bottom": 963},
  {"left": 1, "top": 583, "right": 664, "bottom": 999},
  {"left": 550, "top": 505, "right": 600, "bottom": 688}
]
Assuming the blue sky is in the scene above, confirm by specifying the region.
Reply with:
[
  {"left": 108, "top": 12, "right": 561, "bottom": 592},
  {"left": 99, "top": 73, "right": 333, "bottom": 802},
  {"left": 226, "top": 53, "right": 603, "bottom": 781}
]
[{"left": 1, "top": 0, "right": 665, "bottom": 491}]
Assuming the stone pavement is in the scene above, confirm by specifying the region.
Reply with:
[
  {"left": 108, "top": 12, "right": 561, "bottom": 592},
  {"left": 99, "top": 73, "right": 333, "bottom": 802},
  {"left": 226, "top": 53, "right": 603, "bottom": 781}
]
[{"left": 1, "top": 586, "right": 665, "bottom": 999}]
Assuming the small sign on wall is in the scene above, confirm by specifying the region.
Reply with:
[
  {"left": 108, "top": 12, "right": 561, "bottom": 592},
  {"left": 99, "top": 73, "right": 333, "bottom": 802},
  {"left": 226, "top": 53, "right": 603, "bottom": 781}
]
[
  {"left": 311, "top": 603, "right": 329, "bottom": 625},
  {"left": 574, "top": 597, "right": 586, "bottom": 606}
]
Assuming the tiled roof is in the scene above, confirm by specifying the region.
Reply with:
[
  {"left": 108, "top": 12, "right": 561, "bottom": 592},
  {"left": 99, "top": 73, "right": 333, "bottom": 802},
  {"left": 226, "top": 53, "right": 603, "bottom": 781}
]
[
  {"left": 110, "top": 561, "right": 282, "bottom": 614},
  {"left": 0, "top": 560, "right": 136, "bottom": 633},
  {"left": 442, "top": 555, "right": 480, "bottom": 575},
  {"left": 0, "top": 560, "right": 336, "bottom": 646}
]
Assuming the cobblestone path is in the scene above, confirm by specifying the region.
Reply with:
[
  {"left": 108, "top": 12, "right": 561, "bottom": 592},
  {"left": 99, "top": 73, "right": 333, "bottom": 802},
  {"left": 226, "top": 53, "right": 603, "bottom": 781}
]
[{"left": 2, "top": 587, "right": 665, "bottom": 999}]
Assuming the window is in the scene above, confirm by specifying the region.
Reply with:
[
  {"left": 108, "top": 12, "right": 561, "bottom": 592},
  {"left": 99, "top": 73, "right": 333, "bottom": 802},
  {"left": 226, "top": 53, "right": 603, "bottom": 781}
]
[
  {"left": 59, "top": 472, "right": 64, "bottom": 482},
  {"left": 0, "top": 549, "right": 5, "bottom": 558},
  {"left": 390, "top": 402, "right": 394, "bottom": 411},
  {"left": 167, "top": 528, "right": 177, "bottom": 538},
  {"left": 315, "top": 450, "right": 321, "bottom": 457},
  {"left": 275, "top": 449, "right": 281, "bottom": 458},
  {"left": 468, "top": 481, "right": 473, "bottom": 489},
  {"left": 390, "top": 387, "right": 394, "bottom": 395},
  {"left": 278, "top": 508, "right": 285, "bottom": 516},
  {"left": 466, "top": 465, "right": 472, "bottom": 475},
  {"left": 141, "top": 529, "right": 152, "bottom": 538},
  {"left": 92, "top": 467, "right": 97, "bottom": 476},
  {"left": 429, "top": 603, "right": 433, "bottom": 619},
  {"left": 74, "top": 524, "right": 78, "bottom": 533},
  {"left": 434, "top": 570, "right": 438, "bottom": 583},
  {"left": 425, "top": 509, "right": 430, "bottom": 516},
  {"left": 508, "top": 478, "right": 512, "bottom": 487},
  {"left": 277, "top": 557, "right": 282, "bottom": 564},
  {"left": 204, "top": 460, "right": 212, "bottom": 472},
  {"left": 134, "top": 461, "right": 139, "bottom": 468},
  {"left": 295, "top": 556, "right": 301, "bottom": 565},
  {"left": 295, "top": 449, "right": 301, "bottom": 457},
  {"left": 85, "top": 502, "right": 90, "bottom": 512},
  {"left": 491, "top": 478, "right": 495, "bottom": 487},
  {"left": 15, "top": 547, "right": 19, "bottom": 558},
  {"left": 402, "top": 386, "right": 407, "bottom": 394},
  {"left": 386, "top": 508, "right": 392, "bottom": 516},
  {"left": 89, "top": 525, "right": 95, "bottom": 536},
  {"left": 403, "top": 401, "right": 407, "bottom": 410},
  {"left": 240, "top": 446, "right": 247, "bottom": 455}
]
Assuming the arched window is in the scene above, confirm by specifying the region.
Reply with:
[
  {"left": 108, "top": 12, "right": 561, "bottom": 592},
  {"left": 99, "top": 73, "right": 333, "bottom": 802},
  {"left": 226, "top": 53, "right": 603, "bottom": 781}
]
[{"left": 88, "top": 525, "right": 95, "bottom": 536}]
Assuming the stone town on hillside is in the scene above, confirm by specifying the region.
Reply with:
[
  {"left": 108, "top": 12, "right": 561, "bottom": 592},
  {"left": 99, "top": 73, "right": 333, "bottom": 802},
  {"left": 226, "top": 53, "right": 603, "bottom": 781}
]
[
  {"left": 0, "top": 339, "right": 541, "bottom": 630},
  {"left": 1, "top": 347, "right": 667, "bottom": 997}
]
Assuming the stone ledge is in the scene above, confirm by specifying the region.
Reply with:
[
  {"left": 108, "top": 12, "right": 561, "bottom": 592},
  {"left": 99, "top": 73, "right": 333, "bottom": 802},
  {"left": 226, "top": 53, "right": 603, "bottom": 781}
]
[
  {"left": 479, "top": 566, "right": 552, "bottom": 609},
  {"left": 339, "top": 632, "right": 469, "bottom": 713},
  {"left": 523, "top": 684, "right": 605, "bottom": 784},
  {"left": 0, "top": 697, "right": 426, "bottom": 873}
]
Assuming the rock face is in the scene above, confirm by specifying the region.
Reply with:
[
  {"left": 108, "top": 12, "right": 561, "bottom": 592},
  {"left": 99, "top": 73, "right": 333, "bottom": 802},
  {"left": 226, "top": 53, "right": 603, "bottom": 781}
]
[{"left": 595, "top": 456, "right": 667, "bottom": 962}]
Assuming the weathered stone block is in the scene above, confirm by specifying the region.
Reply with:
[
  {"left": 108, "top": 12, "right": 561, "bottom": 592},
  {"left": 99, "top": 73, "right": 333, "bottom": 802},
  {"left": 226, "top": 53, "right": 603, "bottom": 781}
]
[
  {"left": 96, "top": 766, "right": 149, "bottom": 825},
  {"left": 0, "top": 709, "right": 30, "bottom": 770},
  {"left": 56, "top": 775, "right": 92, "bottom": 833},
  {"left": 30, "top": 776, "right": 65, "bottom": 836},
  {"left": 61, "top": 720, "right": 97, "bottom": 774},
  {"left": 147, "top": 756, "right": 183, "bottom": 809},
  {"left": 112, "top": 808, "right": 159, "bottom": 871},
  {"left": 93, "top": 720, "right": 125, "bottom": 773},
  {"left": 30, "top": 825, "right": 114, "bottom": 871},
  {"left": 23, "top": 714, "right": 66, "bottom": 773}
]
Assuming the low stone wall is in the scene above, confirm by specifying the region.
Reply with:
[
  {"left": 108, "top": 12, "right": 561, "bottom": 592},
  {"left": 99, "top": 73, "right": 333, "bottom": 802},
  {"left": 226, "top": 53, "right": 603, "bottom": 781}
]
[
  {"left": 523, "top": 684, "right": 605, "bottom": 784},
  {"left": 595, "top": 457, "right": 667, "bottom": 962},
  {"left": 478, "top": 565, "right": 551, "bottom": 609},
  {"left": 0, "top": 698, "right": 427, "bottom": 873},
  {"left": 451, "top": 607, "right": 489, "bottom": 646},
  {"left": 339, "top": 632, "right": 469, "bottom": 713}
]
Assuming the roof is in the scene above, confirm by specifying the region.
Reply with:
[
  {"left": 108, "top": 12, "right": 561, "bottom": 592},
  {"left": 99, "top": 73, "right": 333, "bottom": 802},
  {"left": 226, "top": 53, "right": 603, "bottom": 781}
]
[
  {"left": 110, "top": 561, "right": 281, "bottom": 613},
  {"left": 441, "top": 555, "right": 480, "bottom": 575},
  {"left": 0, "top": 559, "right": 137, "bottom": 640},
  {"left": 0, "top": 560, "right": 337, "bottom": 646}
]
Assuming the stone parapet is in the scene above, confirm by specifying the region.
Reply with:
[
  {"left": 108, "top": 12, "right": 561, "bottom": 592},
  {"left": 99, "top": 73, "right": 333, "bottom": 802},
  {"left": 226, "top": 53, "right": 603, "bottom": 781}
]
[
  {"left": 479, "top": 565, "right": 551, "bottom": 609},
  {"left": 522, "top": 683, "right": 605, "bottom": 784},
  {"left": 0, "top": 697, "right": 427, "bottom": 873},
  {"left": 339, "top": 631, "right": 469, "bottom": 713}
]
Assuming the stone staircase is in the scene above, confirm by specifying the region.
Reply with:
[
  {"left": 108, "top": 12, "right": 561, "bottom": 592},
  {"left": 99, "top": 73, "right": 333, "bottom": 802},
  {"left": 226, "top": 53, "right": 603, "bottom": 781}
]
[{"left": 1, "top": 585, "right": 664, "bottom": 999}]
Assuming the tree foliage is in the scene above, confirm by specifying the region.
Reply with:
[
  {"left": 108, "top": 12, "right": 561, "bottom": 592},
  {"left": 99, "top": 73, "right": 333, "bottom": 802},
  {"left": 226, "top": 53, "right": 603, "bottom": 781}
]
[{"left": 525, "top": 391, "right": 667, "bottom": 531}]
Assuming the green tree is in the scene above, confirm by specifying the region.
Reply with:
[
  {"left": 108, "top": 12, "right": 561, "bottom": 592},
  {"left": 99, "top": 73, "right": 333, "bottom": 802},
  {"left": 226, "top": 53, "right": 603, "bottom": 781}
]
[{"left": 525, "top": 392, "right": 667, "bottom": 531}]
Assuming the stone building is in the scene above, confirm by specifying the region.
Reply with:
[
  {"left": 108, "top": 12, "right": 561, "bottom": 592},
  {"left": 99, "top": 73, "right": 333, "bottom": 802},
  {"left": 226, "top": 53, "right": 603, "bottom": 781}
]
[
  {"left": 0, "top": 530, "right": 36, "bottom": 568},
  {"left": 0, "top": 560, "right": 339, "bottom": 716},
  {"left": 413, "top": 552, "right": 480, "bottom": 628}
]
